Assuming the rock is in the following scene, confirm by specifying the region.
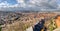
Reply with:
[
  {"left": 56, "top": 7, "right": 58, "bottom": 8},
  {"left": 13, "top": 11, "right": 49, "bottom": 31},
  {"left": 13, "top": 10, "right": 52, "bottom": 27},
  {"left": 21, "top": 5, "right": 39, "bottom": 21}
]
[
  {"left": 54, "top": 15, "right": 60, "bottom": 28},
  {"left": 53, "top": 28, "right": 60, "bottom": 31},
  {"left": 26, "top": 26, "right": 33, "bottom": 31}
]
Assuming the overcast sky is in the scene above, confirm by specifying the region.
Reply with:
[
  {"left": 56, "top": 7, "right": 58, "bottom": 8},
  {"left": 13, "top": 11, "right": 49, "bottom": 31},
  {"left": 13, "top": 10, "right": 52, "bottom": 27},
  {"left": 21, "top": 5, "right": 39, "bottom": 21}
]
[{"left": 0, "top": 0, "right": 60, "bottom": 11}]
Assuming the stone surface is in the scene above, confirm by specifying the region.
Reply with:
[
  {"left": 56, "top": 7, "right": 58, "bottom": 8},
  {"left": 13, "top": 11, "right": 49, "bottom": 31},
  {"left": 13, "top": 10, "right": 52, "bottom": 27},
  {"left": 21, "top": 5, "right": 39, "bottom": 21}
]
[
  {"left": 26, "top": 26, "right": 33, "bottom": 31},
  {"left": 53, "top": 28, "right": 60, "bottom": 31}
]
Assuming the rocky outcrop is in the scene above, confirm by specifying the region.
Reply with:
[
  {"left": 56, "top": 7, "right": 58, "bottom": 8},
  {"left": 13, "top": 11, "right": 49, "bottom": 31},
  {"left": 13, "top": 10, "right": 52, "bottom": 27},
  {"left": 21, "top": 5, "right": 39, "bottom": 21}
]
[
  {"left": 0, "top": 12, "right": 58, "bottom": 31},
  {"left": 53, "top": 28, "right": 60, "bottom": 31}
]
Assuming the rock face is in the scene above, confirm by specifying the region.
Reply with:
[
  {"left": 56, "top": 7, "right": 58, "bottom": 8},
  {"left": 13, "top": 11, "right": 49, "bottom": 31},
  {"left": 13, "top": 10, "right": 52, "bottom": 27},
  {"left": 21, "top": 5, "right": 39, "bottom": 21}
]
[
  {"left": 2, "top": 22, "right": 24, "bottom": 31},
  {"left": 55, "top": 16, "right": 60, "bottom": 28},
  {"left": 26, "top": 26, "right": 33, "bottom": 31},
  {"left": 53, "top": 28, "right": 60, "bottom": 31},
  {"left": 0, "top": 13, "right": 22, "bottom": 25},
  {"left": 0, "top": 12, "right": 58, "bottom": 31}
]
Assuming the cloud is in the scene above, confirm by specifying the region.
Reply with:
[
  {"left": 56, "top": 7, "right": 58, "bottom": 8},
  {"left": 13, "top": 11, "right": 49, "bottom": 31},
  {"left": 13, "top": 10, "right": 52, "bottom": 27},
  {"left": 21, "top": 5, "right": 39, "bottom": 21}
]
[
  {"left": 0, "top": 1, "right": 9, "bottom": 7},
  {"left": 0, "top": 0, "right": 27, "bottom": 8},
  {"left": 17, "top": 0, "right": 24, "bottom": 3},
  {"left": 0, "top": 0, "right": 59, "bottom": 11},
  {"left": 57, "top": 4, "right": 60, "bottom": 9},
  {"left": 16, "top": 0, "right": 58, "bottom": 9},
  {"left": 27, "top": 0, "right": 58, "bottom": 9}
]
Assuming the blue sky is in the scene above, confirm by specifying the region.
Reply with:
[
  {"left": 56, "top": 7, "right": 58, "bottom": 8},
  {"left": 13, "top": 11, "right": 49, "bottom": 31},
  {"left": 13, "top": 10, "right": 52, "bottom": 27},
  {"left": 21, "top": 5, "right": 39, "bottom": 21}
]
[
  {"left": 0, "top": 0, "right": 17, "bottom": 5},
  {"left": 0, "top": 0, "right": 59, "bottom": 5},
  {"left": 0, "top": 0, "right": 59, "bottom": 6},
  {"left": 0, "top": 0, "right": 60, "bottom": 11},
  {"left": 6, "top": 0, "right": 17, "bottom": 5},
  {"left": 57, "top": 0, "right": 60, "bottom": 5}
]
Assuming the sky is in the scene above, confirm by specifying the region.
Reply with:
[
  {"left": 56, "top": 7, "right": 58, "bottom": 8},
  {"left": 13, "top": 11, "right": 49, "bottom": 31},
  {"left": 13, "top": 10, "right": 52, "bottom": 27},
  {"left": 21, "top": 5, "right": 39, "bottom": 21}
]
[{"left": 0, "top": 0, "right": 60, "bottom": 11}]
